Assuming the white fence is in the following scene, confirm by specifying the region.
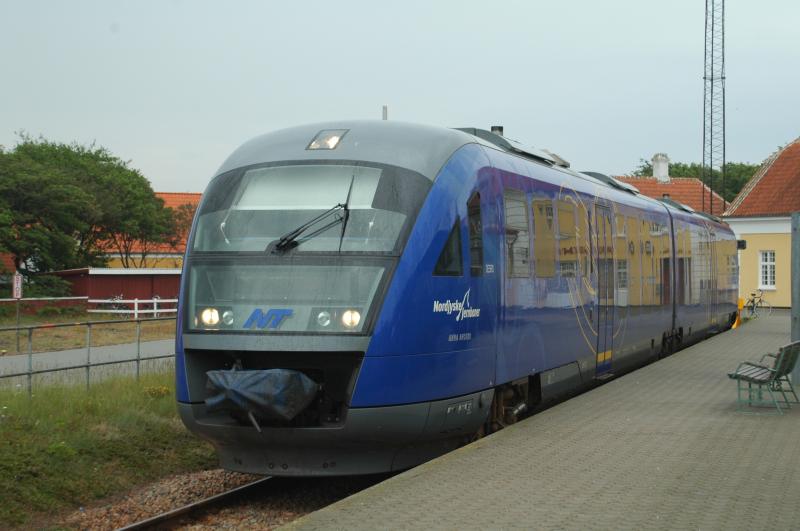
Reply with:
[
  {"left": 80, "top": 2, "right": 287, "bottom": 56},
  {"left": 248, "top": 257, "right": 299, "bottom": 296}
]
[{"left": 88, "top": 297, "right": 178, "bottom": 319}]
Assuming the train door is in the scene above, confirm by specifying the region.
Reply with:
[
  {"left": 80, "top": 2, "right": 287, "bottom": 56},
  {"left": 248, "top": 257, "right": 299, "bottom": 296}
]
[
  {"left": 468, "top": 171, "right": 501, "bottom": 388},
  {"left": 497, "top": 187, "right": 535, "bottom": 385},
  {"left": 594, "top": 205, "right": 614, "bottom": 376},
  {"left": 708, "top": 227, "right": 718, "bottom": 327},
  {"left": 700, "top": 224, "right": 712, "bottom": 327}
]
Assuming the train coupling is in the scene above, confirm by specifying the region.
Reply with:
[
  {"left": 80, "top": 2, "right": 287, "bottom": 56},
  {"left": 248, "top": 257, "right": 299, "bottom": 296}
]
[{"left": 205, "top": 369, "right": 319, "bottom": 427}]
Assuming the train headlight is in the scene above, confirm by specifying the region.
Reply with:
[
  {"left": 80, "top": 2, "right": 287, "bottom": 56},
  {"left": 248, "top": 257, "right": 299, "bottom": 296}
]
[
  {"left": 200, "top": 307, "right": 220, "bottom": 326},
  {"left": 341, "top": 309, "right": 361, "bottom": 329},
  {"left": 222, "top": 310, "right": 235, "bottom": 326},
  {"left": 317, "top": 311, "right": 332, "bottom": 327},
  {"left": 307, "top": 129, "right": 348, "bottom": 150}
]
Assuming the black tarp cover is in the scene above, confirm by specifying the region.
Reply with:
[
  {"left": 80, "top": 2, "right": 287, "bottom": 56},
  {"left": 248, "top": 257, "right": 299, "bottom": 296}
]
[{"left": 205, "top": 369, "right": 319, "bottom": 422}]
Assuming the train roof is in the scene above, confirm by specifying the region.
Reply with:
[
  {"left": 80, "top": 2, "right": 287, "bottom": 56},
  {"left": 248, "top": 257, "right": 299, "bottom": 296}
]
[
  {"left": 215, "top": 120, "right": 584, "bottom": 181},
  {"left": 214, "top": 120, "right": 732, "bottom": 231},
  {"left": 216, "top": 120, "right": 485, "bottom": 180}
]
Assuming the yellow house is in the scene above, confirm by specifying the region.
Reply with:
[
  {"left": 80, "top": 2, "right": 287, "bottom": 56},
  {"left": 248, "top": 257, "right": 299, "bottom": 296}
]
[{"left": 724, "top": 138, "right": 800, "bottom": 308}]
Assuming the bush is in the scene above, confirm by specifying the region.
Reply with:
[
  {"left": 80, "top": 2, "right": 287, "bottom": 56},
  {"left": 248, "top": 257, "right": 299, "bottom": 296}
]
[
  {"left": 36, "top": 305, "right": 62, "bottom": 317},
  {"left": 56, "top": 305, "right": 84, "bottom": 317},
  {"left": 25, "top": 275, "right": 72, "bottom": 298}
]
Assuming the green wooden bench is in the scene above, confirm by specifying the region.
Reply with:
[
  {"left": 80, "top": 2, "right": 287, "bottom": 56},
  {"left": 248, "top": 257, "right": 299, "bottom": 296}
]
[{"left": 728, "top": 340, "right": 800, "bottom": 414}]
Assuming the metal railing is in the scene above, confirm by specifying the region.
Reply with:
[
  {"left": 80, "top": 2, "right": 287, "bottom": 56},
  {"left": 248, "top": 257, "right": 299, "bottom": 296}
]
[
  {"left": 0, "top": 296, "right": 91, "bottom": 352},
  {"left": 0, "top": 317, "right": 175, "bottom": 396},
  {"left": 0, "top": 296, "right": 90, "bottom": 304}
]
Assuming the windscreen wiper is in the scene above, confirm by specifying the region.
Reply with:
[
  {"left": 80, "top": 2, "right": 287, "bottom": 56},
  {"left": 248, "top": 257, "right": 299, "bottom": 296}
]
[
  {"left": 270, "top": 203, "right": 345, "bottom": 252},
  {"left": 338, "top": 175, "right": 355, "bottom": 253}
]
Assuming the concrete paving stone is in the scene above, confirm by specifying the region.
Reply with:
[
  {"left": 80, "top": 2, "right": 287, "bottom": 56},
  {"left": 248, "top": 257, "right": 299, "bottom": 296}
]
[{"left": 285, "top": 312, "right": 800, "bottom": 531}]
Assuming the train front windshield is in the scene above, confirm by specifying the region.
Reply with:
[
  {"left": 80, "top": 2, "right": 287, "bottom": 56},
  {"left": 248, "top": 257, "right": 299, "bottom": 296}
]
[{"left": 186, "top": 162, "right": 430, "bottom": 334}]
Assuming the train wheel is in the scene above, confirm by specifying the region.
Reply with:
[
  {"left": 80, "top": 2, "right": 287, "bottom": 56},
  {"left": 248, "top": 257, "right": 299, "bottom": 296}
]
[
  {"left": 484, "top": 382, "right": 529, "bottom": 435},
  {"left": 660, "top": 332, "right": 675, "bottom": 359}
]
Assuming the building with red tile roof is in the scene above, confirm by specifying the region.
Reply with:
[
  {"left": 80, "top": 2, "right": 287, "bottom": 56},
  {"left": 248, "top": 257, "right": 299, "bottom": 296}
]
[
  {"left": 156, "top": 192, "right": 203, "bottom": 212},
  {"left": 725, "top": 138, "right": 800, "bottom": 217},
  {"left": 103, "top": 191, "right": 202, "bottom": 268},
  {"left": 615, "top": 176, "right": 726, "bottom": 215},
  {"left": 722, "top": 138, "right": 800, "bottom": 308},
  {"left": 148, "top": 192, "right": 202, "bottom": 254}
]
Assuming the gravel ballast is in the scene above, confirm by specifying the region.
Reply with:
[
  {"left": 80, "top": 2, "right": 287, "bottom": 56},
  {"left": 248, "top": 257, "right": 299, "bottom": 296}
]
[
  {"left": 61, "top": 469, "right": 260, "bottom": 530},
  {"left": 57, "top": 469, "right": 389, "bottom": 530}
]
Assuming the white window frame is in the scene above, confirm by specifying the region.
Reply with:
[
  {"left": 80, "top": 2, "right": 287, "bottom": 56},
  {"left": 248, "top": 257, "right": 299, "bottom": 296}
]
[
  {"left": 616, "top": 259, "right": 628, "bottom": 288},
  {"left": 759, "top": 250, "right": 776, "bottom": 290}
]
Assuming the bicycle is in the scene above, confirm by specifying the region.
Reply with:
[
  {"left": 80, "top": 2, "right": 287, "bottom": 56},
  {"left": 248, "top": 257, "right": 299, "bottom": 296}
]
[
  {"left": 744, "top": 289, "right": 772, "bottom": 318},
  {"left": 108, "top": 294, "right": 130, "bottom": 319}
]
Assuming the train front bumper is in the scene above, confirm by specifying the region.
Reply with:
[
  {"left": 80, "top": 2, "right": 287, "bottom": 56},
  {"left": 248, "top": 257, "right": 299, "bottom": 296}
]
[{"left": 178, "top": 387, "right": 492, "bottom": 476}]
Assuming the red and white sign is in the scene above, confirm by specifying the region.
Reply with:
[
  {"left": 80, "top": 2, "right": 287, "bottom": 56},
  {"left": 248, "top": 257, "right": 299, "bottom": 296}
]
[{"left": 12, "top": 273, "right": 23, "bottom": 299}]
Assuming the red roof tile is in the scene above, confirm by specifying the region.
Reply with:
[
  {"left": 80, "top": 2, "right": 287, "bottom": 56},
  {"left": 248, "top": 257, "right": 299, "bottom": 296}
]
[
  {"left": 725, "top": 138, "right": 800, "bottom": 217},
  {"left": 156, "top": 192, "right": 202, "bottom": 211},
  {"left": 613, "top": 176, "right": 726, "bottom": 215}
]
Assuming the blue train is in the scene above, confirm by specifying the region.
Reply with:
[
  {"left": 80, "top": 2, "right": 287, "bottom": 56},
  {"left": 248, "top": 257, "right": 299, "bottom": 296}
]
[{"left": 176, "top": 121, "right": 739, "bottom": 476}]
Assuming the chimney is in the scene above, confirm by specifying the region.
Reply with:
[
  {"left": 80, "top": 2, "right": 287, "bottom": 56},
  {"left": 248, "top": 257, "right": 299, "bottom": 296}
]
[{"left": 652, "top": 153, "right": 670, "bottom": 183}]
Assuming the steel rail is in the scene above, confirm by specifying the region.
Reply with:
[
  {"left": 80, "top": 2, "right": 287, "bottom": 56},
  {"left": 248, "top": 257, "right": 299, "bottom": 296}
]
[{"left": 116, "top": 476, "right": 273, "bottom": 531}]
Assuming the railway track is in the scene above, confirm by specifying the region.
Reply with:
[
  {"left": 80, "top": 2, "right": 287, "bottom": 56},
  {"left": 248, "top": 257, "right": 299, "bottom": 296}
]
[{"left": 117, "top": 476, "right": 273, "bottom": 530}]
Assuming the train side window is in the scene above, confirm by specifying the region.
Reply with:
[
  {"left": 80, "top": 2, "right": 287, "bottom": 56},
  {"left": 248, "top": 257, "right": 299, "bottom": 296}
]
[
  {"left": 503, "top": 190, "right": 530, "bottom": 277},
  {"left": 467, "top": 192, "right": 483, "bottom": 276},
  {"left": 614, "top": 214, "right": 628, "bottom": 296},
  {"left": 533, "top": 197, "right": 555, "bottom": 277},
  {"left": 627, "top": 216, "right": 640, "bottom": 307},
  {"left": 556, "top": 200, "right": 577, "bottom": 277},
  {"left": 434, "top": 218, "right": 463, "bottom": 276},
  {"left": 577, "top": 202, "right": 590, "bottom": 276}
]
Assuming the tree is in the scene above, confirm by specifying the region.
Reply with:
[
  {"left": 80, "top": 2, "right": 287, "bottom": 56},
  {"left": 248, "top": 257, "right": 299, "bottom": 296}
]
[
  {"left": 170, "top": 202, "right": 198, "bottom": 252},
  {"left": 103, "top": 189, "right": 176, "bottom": 268},
  {"left": 0, "top": 144, "right": 94, "bottom": 272},
  {"left": 629, "top": 159, "right": 761, "bottom": 202},
  {"left": 0, "top": 135, "right": 177, "bottom": 271}
]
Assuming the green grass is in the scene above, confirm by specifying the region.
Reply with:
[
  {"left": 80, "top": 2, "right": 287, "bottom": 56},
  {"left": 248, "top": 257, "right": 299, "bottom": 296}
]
[{"left": 0, "top": 372, "right": 216, "bottom": 528}]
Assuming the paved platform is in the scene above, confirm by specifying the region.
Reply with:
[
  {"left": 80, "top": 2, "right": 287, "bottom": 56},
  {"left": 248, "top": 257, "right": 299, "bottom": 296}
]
[{"left": 287, "top": 312, "right": 800, "bottom": 530}]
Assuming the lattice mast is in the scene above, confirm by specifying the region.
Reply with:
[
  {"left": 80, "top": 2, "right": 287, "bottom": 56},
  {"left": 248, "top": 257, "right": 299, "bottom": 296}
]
[{"left": 702, "top": 0, "right": 726, "bottom": 215}]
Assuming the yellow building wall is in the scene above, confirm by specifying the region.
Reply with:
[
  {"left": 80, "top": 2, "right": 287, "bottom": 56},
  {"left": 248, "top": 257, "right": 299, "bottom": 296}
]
[
  {"left": 104, "top": 255, "right": 185, "bottom": 269},
  {"left": 737, "top": 233, "right": 790, "bottom": 308}
]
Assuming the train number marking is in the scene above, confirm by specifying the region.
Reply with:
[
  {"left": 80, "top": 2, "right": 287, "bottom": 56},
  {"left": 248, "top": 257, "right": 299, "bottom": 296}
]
[{"left": 243, "top": 308, "right": 293, "bottom": 329}]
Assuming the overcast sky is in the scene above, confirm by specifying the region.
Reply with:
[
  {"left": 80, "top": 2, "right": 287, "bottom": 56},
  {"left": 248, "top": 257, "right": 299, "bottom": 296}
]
[{"left": 1, "top": 0, "right": 798, "bottom": 192}]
